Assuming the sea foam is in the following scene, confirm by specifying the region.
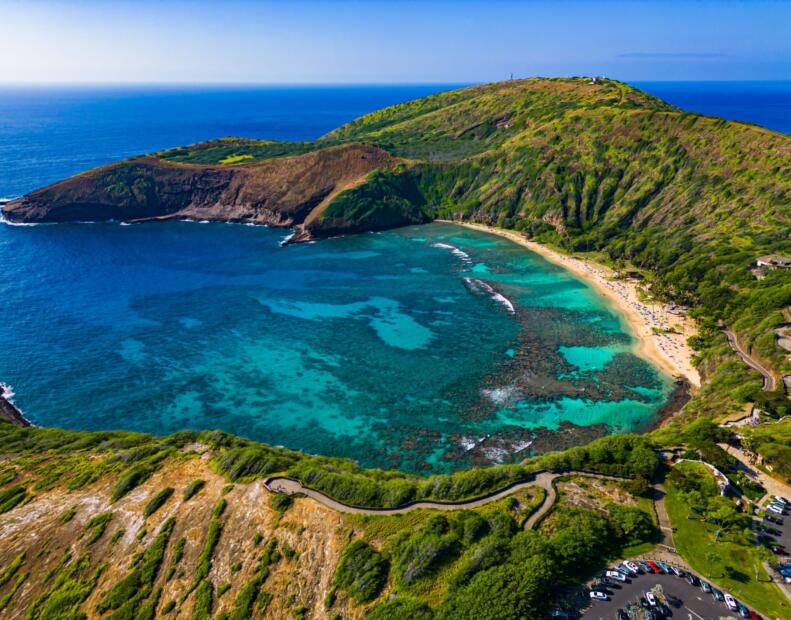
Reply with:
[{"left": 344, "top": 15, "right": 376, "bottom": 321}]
[{"left": 463, "top": 277, "right": 516, "bottom": 313}]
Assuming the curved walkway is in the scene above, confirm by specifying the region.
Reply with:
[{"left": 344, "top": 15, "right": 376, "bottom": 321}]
[
  {"left": 725, "top": 328, "right": 776, "bottom": 391},
  {"left": 265, "top": 471, "right": 629, "bottom": 528}
]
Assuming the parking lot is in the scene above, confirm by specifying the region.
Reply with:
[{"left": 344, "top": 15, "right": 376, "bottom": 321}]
[
  {"left": 760, "top": 499, "right": 791, "bottom": 557},
  {"left": 582, "top": 566, "right": 756, "bottom": 620}
]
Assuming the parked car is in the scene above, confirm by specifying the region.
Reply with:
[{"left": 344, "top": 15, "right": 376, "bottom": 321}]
[
  {"left": 550, "top": 611, "right": 569, "bottom": 619},
  {"left": 764, "top": 514, "right": 783, "bottom": 525},
  {"left": 647, "top": 560, "right": 663, "bottom": 574},
  {"left": 657, "top": 560, "right": 672, "bottom": 573},
  {"left": 769, "top": 502, "right": 787, "bottom": 513},
  {"left": 638, "top": 561, "right": 652, "bottom": 573},
  {"left": 590, "top": 590, "right": 608, "bottom": 601},
  {"left": 701, "top": 580, "right": 712, "bottom": 593},
  {"left": 712, "top": 588, "right": 725, "bottom": 601},
  {"left": 617, "top": 562, "right": 638, "bottom": 576},
  {"left": 624, "top": 560, "right": 642, "bottom": 574},
  {"left": 773, "top": 496, "right": 789, "bottom": 506},
  {"left": 724, "top": 593, "right": 738, "bottom": 611},
  {"left": 767, "top": 505, "right": 784, "bottom": 515},
  {"left": 770, "top": 545, "right": 786, "bottom": 555},
  {"left": 686, "top": 573, "right": 700, "bottom": 586},
  {"left": 606, "top": 570, "right": 628, "bottom": 582},
  {"left": 617, "top": 610, "right": 629, "bottom": 620},
  {"left": 645, "top": 592, "right": 657, "bottom": 607},
  {"left": 658, "top": 603, "right": 672, "bottom": 617},
  {"left": 670, "top": 566, "right": 685, "bottom": 578},
  {"left": 748, "top": 610, "right": 762, "bottom": 620},
  {"left": 738, "top": 604, "right": 750, "bottom": 618}
]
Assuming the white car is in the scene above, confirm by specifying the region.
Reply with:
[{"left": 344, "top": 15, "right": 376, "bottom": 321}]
[
  {"left": 645, "top": 592, "right": 657, "bottom": 606},
  {"left": 624, "top": 560, "right": 641, "bottom": 574},
  {"left": 724, "top": 593, "right": 738, "bottom": 611},
  {"left": 670, "top": 565, "right": 684, "bottom": 577},
  {"left": 767, "top": 505, "right": 784, "bottom": 515},
  {"left": 774, "top": 496, "right": 790, "bottom": 506},
  {"left": 590, "top": 591, "right": 608, "bottom": 601},
  {"left": 617, "top": 562, "right": 637, "bottom": 576},
  {"left": 606, "top": 570, "right": 628, "bottom": 582}
]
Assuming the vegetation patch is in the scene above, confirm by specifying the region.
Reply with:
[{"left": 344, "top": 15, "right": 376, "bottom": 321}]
[
  {"left": 0, "top": 570, "right": 29, "bottom": 612},
  {"left": 82, "top": 512, "right": 113, "bottom": 545},
  {"left": 144, "top": 487, "right": 174, "bottom": 517},
  {"left": 332, "top": 539, "right": 388, "bottom": 603},
  {"left": 27, "top": 553, "right": 104, "bottom": 620},
  {"left": 110, "top": 466, "right": 152, "bottom": 502},
  {"left": 97, "top": 517, "right": 176, "bottom": 615},
  {"left": 0, "top": 484, "right": 28, "bottom": 513},
  {"left": 0, "top": 552, "right": 25, "bottom": 588},
  {"left": 269, "top": 492, "right": 293, "bottom": 513},
  {"left": 224, "top": 539, "right": 279, "bottom": 620},
  {"left": 183, "top": 479, "right": 205, "bottom": 501}
]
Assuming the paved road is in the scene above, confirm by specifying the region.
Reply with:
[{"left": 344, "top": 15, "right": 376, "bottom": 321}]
[
  {"left": 265, "top": 471, "right": 626, "bottom": 527},
  {"left": 725, "top": 328, "right": 777, "bottom": 391},
  {"left": 583, "top": 571, "right": 750, "bottom": 620}
]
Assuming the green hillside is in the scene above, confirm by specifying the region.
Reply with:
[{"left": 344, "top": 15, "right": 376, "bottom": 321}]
[
  {"left": 322, "top": 79, "right": 790, "bottom": 420},
  {"left": 145, "top": 78, "right": 791, "bottom": 419}
]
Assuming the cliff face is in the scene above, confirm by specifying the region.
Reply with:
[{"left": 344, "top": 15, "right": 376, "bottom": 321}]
[{"left": 3, "top": 143, "right": 398, "bottom": 235}]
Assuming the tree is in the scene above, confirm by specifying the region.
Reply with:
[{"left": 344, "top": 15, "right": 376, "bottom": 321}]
[{"left": 439, "top": 556, "right": 553, "bottom": 620}]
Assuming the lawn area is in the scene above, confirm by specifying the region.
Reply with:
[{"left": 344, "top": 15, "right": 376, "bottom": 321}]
[{"left": 665, "top": 463, "right": 790, "bottom": 619}]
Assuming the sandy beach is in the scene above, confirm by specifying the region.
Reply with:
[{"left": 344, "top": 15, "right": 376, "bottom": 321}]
[{"left": 447, "top": 221, "right": 701, "bottom": 389}]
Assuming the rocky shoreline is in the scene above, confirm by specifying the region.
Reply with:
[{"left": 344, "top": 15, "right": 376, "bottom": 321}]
[{"left": 0, "top": 387, "right": 31, "bottom": 427}]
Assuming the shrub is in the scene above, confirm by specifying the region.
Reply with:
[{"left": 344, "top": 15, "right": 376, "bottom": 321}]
[
  {"left": 59, "top": 507, "right": 77, "bottom": 524},
  {"left": 111, "top": 466, "right": 151, "bottom": 502},
  {"left": 144, "top": 487, "right": 174, "bottom": 517},
  {"left": 269, "top": 493, "right": 293, "bottom": 514},
  {"left": 365, "top": 596, "right": 434, "bottom": 620},
  {"left": 183, "top": 479, "right": 205, "bottom": 501},
  {"left": 0, "top": 552, "right": 25, "bottom": 588},
  {"left": 83, "top": 512, "right": 113, "bottom": 545},
  {"left": 0, "top": 485, "right": 27, "bottom": 513},
  {"left": 332, "top": 540, "right": 388, "bottom": 603}
]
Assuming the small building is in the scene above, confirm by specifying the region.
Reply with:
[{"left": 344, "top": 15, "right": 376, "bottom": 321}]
[{"left": 756, "top": 254, "right": 791, "bottom": 269}]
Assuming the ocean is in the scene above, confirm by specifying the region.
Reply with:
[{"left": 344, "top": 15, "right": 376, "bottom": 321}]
[{"left": 0, "top": 82, "right": 785, "bottom": 472}]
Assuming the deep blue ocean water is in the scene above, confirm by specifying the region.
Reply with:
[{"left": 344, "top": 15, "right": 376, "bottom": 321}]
[{"left": 0, "top": 82, "right": 784, "bottom": 471}]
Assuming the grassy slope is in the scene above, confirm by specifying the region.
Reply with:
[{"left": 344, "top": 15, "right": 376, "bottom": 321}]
[
  {"left": 0, "top": 421, "right": 663, "bottom": 619},
  {"left": 664, "top": 461, "right": 789, "bottom": 618}
]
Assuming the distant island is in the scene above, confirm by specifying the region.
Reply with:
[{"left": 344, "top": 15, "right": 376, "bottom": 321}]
[{"left": 1, "top": 78, "right": 790, "bottom": 619}]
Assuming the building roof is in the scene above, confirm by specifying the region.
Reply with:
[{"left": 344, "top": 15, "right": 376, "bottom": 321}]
[{"left": 757, "top": 254, "right": 791, "bottom": 266}]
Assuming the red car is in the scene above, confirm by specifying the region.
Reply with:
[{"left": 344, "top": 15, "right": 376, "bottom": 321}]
[
  {"left": 647, "top": 561, "right": 663, "bottom": 574},
  {"left": 770, "top": 545, "right": 786, "bottom": 555},
  {"left": 749, "top": 611, "right": 762, "bottom": 620}
]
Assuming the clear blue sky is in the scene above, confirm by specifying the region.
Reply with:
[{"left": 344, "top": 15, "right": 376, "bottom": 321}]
[{"left": 1, "top": 0, "right": 788, "bottom": 83}]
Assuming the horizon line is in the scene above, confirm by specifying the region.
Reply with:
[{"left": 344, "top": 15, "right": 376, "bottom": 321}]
[{"left": 1, "top": 78, "right": 790, "bottom": 88}]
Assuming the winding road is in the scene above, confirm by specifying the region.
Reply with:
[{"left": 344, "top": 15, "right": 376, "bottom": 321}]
[
  {"left": 725, "top": 328, "right": 777, "bottom": 391},
  {"left": 265, "top": 471, "right": 628, "bottom": 529}
]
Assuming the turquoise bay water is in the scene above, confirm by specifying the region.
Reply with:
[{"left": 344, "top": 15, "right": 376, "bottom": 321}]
[{"left": 0, "top": 221, "right": 671, "bottom": 472}]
